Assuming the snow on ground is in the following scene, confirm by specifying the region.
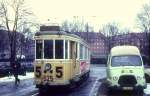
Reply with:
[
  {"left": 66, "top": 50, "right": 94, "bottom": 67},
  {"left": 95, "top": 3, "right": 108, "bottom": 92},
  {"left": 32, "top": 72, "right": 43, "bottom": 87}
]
[
  {"left": 144, "top": 83, "right": 150, "bottom": 95},
  {"left": 0, "top": 72, "right": 34, "bottom": 83},
  {"left": 0, "top": 72, "right": 34, "bottom": 96}
]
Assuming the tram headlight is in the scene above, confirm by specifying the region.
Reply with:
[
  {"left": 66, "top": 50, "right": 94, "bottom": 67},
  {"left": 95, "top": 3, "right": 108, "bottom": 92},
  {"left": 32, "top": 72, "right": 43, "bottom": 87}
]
[{"left": 45, "top": 63, "right": 51, "bottom": 71}]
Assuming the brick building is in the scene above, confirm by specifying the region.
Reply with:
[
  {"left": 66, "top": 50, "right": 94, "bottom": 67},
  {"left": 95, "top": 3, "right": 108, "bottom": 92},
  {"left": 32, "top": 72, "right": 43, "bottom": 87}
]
[
  {"left": 111, "top": 33, "right": 150, "bottom": 59},
  {"left": 75, "top": 32, "right": 108, "bottom": 64},
  {"left": 75, "top": 32, "right": 150, "bottom": 64}
]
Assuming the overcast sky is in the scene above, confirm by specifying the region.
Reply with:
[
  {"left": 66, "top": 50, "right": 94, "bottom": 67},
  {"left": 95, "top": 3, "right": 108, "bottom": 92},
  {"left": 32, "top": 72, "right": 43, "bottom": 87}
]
[{"left": 27, "top": 0, "right": 150, "bottom": 32}]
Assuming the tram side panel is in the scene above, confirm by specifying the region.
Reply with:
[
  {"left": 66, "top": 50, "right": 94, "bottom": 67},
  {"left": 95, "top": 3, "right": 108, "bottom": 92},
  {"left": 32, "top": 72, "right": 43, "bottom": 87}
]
[
  {"left": 34, "top": 55, "right": 90, "bottom": 87},
  {"left": 79, "top": 45, "right": 90, "bottom": 78},
  {"left": 80, "top": 60, "right": 90, "bottom": 75}
]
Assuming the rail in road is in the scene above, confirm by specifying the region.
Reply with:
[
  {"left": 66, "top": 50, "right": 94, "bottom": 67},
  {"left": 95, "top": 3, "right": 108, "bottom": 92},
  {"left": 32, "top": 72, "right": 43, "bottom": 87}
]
[{"left": 30, "top": 78, "right": 100, "bottom": 96}]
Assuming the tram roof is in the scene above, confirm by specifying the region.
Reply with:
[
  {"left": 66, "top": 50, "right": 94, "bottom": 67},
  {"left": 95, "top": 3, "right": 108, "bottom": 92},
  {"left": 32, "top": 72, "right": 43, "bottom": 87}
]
[
  {"left": 35, "top": 30, "right": 88, "bottom": 44},
  {"left": 35, "top": 30, "right": 81, "bottom": 39}
]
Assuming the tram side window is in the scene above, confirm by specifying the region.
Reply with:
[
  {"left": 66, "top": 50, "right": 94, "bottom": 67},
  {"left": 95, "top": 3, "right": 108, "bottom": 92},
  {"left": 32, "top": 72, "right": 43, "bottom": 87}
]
[
  {"left": 85, "top": 47, "right": 87, "bottom": 60},
  {"left": 55, "top": 40, "right": 63, "bottom": 59},
  {"left": 80, "top": 44, "right": 83, "bottom": 59},
  {"left": 44, "top": 40, "right": 53, "bottom": 59},
  {"left": 87, "top": 48, "right": 89, "bottom": 60},
  {"left": 70, "top": 41, "right": 73, "bottom": 59},
  {"left": 36, "top": 40, "right": 43, "bottom": 59},
  {"left": 65, "top": 40, "right": 68, "bottom": 59},
  {"left": 76, "top": 43, "right": 78, "bottom": 59},
  {"left": 88, "top": 50, "right": 90, "bottom": 59}
]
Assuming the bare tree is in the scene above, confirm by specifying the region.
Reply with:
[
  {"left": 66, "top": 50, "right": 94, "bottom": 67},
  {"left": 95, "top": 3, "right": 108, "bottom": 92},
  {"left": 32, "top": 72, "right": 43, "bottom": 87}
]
[
  {"left": 84, "top": 22, "right": 94, "bottom": 42},
  {"left": 100, "top": 22, "right": 120, "bottom": 52},
  {"left": 0, "top": 0, "right": 34, "bottom": 70},
  {"left": 61, "top": 20, "right": 85, "bottom": 32},
  {"left": 61, "top": 19, "right": 94, "bottom": 32},
  {"left": 61, "top": 20, "right": 70, "bottom": 32},
  {"left": 137, "top": 3, "right": 150, "bottom": 58},
  {"left": 61, "top": 19, "right": 94, "bottom": 44}
]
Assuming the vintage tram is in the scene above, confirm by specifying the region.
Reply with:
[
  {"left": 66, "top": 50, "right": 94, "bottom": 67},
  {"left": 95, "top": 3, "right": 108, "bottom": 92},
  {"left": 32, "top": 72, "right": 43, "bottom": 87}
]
[{"left": 34, "top": 25, "right": 90, "bottom": 90}]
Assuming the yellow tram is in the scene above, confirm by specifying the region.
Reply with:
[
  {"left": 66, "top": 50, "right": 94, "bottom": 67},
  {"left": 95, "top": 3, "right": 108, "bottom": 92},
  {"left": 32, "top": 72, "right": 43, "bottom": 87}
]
[{"left": 34, "top": 25, "right": 90, "bottom": 90}]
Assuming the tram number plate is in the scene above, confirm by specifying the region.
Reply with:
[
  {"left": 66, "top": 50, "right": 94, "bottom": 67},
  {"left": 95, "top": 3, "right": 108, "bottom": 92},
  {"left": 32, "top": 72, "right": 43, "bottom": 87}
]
[
  {"left": 122, "top": 87, "right": 133, "bottom": 90},
  {"left": 56, "top": 67, "right": 63, "bottom": 78}
]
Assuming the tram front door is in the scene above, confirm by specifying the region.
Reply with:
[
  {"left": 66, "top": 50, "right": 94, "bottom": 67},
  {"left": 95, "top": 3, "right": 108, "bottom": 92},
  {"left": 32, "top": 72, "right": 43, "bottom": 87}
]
[{"left": 70, "top": 41, "right": 77, "bottom": 78}]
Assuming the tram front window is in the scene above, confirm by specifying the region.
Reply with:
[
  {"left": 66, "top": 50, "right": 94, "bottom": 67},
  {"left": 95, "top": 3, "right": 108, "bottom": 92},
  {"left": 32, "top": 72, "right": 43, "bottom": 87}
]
[
  {"left": 36, "top": 40, "right": 43, "bottom": 59},
  {"left": 44, "top": 40, "right": 53, "bottom": 59},
  {"left": 55, "top": 40, "right": 63, "bottom": 59}
]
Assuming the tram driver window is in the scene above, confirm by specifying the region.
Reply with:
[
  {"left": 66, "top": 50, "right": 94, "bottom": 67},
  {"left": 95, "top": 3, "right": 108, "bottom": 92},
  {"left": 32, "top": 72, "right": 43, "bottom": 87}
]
[
  {"left": 55, "top": 40, "right": 63, "bottom": 59},
  {"left": 36, "top": 40, "right": 43, "bottom": 59},
  {"left": 44, "top": 40, "right": 53, "bottom": 59}
]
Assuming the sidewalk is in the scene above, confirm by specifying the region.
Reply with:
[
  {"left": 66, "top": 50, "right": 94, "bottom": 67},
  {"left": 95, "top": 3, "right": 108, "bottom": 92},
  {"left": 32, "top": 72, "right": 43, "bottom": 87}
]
[
  {"left": 0, "top": 72, "right": 34, "bottom": 83},
  {"left": 0, "top": 72, "right": 34, "bottom": 96}
]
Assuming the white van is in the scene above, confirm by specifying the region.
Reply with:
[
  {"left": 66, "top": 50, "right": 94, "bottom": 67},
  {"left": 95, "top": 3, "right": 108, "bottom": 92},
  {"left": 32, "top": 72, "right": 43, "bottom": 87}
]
[{"left": 106, "top": 46, "right": 146, "bottom": 92}]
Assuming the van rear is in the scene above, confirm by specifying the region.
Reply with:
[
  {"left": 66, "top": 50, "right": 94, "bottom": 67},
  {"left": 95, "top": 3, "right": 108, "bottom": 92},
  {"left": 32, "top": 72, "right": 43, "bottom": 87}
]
[{"left": 107, "top": 46, "right": 147, "bottom": 92}]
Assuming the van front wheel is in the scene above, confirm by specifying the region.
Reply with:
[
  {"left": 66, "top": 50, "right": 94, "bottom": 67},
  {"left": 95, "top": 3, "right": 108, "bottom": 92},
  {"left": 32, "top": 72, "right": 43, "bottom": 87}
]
[{"left": 145, "top": 73, "right": 150, "bottom": 83}]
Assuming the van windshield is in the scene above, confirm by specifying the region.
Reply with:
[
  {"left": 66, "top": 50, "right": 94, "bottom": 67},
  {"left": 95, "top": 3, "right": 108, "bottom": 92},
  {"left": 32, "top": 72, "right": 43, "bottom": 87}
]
[{"left": 111, "top": 55, "right": 142, "bottom": 67}]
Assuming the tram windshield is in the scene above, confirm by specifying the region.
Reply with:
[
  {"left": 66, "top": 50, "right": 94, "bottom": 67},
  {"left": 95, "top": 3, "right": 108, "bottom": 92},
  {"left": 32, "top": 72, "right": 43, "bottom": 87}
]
[
  {"left": 44, "top": 40, "right": 53, "bottom": 59},
  {"left": 36, "top": 40, "right": 67, "bottom": 59},
  {"left": 55, "top": 40, "right": 64, "bottom": 59},
  {"left": 36, "top": 40, "right": 43, "bottom": 59}
]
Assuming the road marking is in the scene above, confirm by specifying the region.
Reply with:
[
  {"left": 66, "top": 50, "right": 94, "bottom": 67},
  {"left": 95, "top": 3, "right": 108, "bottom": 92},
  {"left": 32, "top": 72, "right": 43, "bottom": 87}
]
[
  {"left": 89, "top": 78, "right": 101, "bottom": 96},
  {"left": 31, "top": 93, "right": 39, "bottom": 96}
]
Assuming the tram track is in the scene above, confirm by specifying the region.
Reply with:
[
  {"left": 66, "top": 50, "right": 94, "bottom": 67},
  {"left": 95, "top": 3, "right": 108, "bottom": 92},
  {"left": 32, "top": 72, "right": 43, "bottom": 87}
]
[{"left": 29, "top": 76, "right": 99, "bottom": 96}]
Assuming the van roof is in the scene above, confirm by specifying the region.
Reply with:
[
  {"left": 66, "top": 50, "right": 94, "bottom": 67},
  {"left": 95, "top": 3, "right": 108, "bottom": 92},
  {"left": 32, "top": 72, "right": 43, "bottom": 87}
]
[{"left": 110, "top": 45, "right": 140, "bottom": 56}]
